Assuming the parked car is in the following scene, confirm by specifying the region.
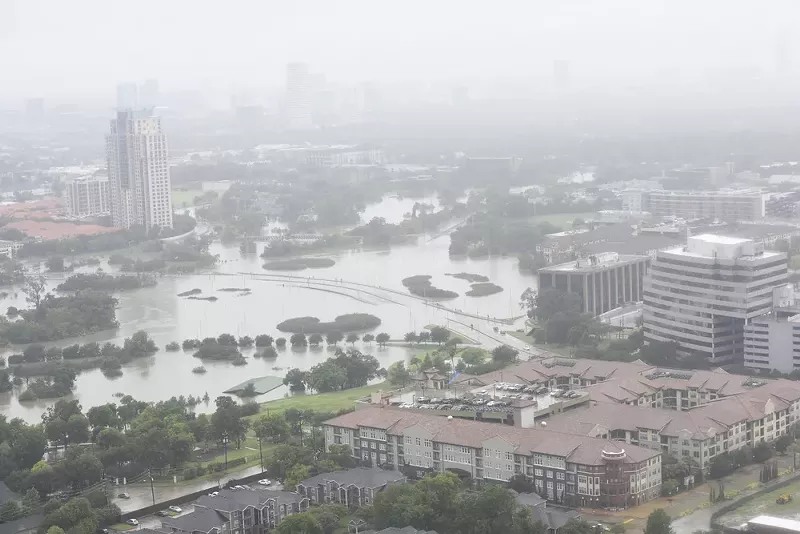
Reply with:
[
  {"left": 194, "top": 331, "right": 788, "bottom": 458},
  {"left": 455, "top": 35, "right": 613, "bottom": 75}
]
[
  {"left": 155, "top": 511, "right": 169, "bottom": 517},
  {"left": 258, "top": 479, "right": 271, "bottom": 486},
  {"left": 208, "top": 491, "right": 219, "bottom": 497},
  {"left": 168, "top": 506, "right": 182, "bottom": 513},
  {"left": 126, "top": 519, "right": 139, "bottom": 526},
  {"left": 118, "top": 493, "right": 130, "bottom": 499}
]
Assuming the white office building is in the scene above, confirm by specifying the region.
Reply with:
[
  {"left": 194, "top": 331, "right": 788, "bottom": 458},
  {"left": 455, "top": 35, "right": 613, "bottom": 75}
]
[
  {"left": 64, "top": 175, "right": 110, "bottom": 217},
  {"left": 285, "top": 63, "right": 313, "bottom": 130},
  {"left": 106, "top": 110, "right": 173, "bottom": 230},
  {"left": 622, "top": 189, "right": 766, "bottom": 220},
  {"left": 643, "top": 235, "right": 788, "bottom": 363},
  {"left": 744, "top": 284, "right": 800, "bottom": 373}
]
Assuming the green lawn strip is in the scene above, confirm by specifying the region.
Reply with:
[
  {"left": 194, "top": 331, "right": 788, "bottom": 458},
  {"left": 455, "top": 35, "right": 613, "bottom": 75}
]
[
  {"left": 171, "top": 188, "right": 204, "bottom": 208},
  {"left": 255, "top": 382, "right": 388, "bottom": 417},
  {"left": 423, "top": 324, "right": 480, "bottom": 345}
]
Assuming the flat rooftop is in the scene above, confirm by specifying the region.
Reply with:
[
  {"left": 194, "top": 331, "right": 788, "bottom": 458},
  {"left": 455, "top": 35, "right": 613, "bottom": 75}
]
[{"left": 540, "top": 253, "right": 649, "bottom": 273}]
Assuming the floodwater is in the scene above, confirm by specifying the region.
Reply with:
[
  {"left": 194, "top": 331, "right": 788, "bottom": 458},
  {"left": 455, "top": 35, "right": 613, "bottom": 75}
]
[{"left": 0, "top": 195, "right": 536, "bottom": 422}]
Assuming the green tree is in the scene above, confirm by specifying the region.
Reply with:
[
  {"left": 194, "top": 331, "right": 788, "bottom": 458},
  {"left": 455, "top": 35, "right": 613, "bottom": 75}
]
[
  {"left": 387, "top": 361, "right": 412, "bottom": 386},
  {"left": 255, "top": 334, "right": 274, "bottom": 347},
  {"left": 362, "top": 334, "right": 375, "bottom": 344},
  {"left": 430, "top": 326, "right": 450, "bottom": 345},
  {"left": 308, "top": 333, "right": 324, "bottom": 346},
  {"left": 283, "top": 368, "right": 308, "bottom": 391},
  {"left": 21, "top": 487, "right": 40, "bottom": 515},
  {"left": 275, "top": 337, "right": 287, "bottom": 348},
  {"left": 346, "top": 333, "right": 359, "bottom": 345},
  {"left": 492, "top": 345, "right": 519, "bottom": 365},
  {"left": 47, "top": 527, "right": 66, "bottom": 534},
  {"left": 284, "top": 464, "right": 311, "bottom": 489},
  {"left": 775, "top": 434, "right": 794, "bottom": 454},
  {"left": 289, "top": 333, "right": 307, "bottom": 347},
  {"left": 376, "top": 333, "right": 390, "bottom": 346},
  {"left": 753, "top": 442, "right": 774, "bottom": 463},
  {"left": 307, "top": 361, "right": 348, "bottom": 392},
  {"left": 404, "top": 331, "right": 418, "bottom": 343},
  {"left": 644, "top": 509, "right": 674, "bottom": 534},
  {"left": 531, "top": 288, "right": 582, "bottom": 321},
  {"left": 310, "top": 504, "right": 347, "bottom": 534},
  {"left": 276, "top": 512, "right": 322, "bottom": 534},
  {"left": 0, "top": 500, "right": 21, "bottom": 522},
  {"left": 252, "top": 413, "right": 290, "bottom": 444},
  {"left": 325, "top": 331, "right": 343, "bottom": 345}
]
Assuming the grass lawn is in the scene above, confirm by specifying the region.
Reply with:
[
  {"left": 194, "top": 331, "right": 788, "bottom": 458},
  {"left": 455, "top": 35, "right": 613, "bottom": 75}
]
[
  {"left": 172, "top": 188, "right": 204, "bottom": 208},
  {"left": 525, "top": 212, "right": 597, "bottom": 230},
  {"left": 256, "top": 382, "right": 388, "bottom": 416},
  {"left": 719, "top": 479, "right": 800, "bottom": 524},
  {"left": 505, "top": 331, "right": 575, "bottom": 356}
]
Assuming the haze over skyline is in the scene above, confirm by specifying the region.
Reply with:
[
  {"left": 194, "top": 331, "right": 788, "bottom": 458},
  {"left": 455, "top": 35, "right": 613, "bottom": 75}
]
[{"left": 1, "top": 0, "right": 798, "bottom": 101}]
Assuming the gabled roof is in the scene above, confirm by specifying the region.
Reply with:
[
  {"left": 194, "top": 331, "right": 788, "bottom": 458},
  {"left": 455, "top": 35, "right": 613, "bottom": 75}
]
[
  {"left": 162, "top": 508, "right": 225, "bottom": 534},
  {"left": 325, "top": 407, "right": 660, "bottom": 466},
  {"left": 299, "top": 467, "right": 406, "bottom": 489}
]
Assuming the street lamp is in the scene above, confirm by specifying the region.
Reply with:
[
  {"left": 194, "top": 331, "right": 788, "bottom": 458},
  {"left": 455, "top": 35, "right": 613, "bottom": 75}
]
[
  {"left": 256, "top": 436, "right": 264, "bottom": 473},
  {"left": 222, "top": 432, "right": 229, "bottom": 470},
  {"left": 348, "top": 519, "right": 366, "bottom": 534}
]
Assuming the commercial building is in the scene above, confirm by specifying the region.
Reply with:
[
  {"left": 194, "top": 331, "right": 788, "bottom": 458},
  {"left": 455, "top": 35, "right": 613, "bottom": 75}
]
[
  {"left": 324, "top": 407, "right": 662, "bottom": 508},
  {"left": 643, "top": 235, "right": 788, "bottom": 363},
  {"left": 106, "top": 109, "right": 173, "bottom": 230},
  {"left": 64, "top": 175, "right": 110, "bottom": 217},
  {"left": 621, "top": 189, "right": 766, "bottom": 220},
  {"left": 161, "top": 487, "right": 309, "bottom": 534},
  {"left": 538, "top": 253, "right": 651, "bottom": 316},
  {"left": 743, "top": 285, "right": 800, "bottom": 373},
  {"left": 285, "top": 63, "right": 313, "bottom": 130}
]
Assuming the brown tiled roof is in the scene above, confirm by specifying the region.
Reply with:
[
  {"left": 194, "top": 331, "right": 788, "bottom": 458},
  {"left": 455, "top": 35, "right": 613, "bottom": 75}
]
[{"left": 325, "top": 407, "right": 660, "bottom": 466}]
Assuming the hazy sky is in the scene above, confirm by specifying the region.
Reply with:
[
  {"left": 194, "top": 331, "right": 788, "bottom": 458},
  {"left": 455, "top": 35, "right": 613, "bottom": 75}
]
[{"left": 0, "top": 0, "right": 797, "bottom": 98}]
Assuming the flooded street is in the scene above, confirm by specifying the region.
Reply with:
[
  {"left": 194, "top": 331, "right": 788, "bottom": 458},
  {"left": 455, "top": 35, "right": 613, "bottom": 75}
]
[{"left": 0, "top": 196, "right": 538, "bottom": 421}]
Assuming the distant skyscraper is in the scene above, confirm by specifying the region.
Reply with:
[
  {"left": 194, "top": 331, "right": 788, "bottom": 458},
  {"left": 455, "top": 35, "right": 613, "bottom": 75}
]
[
  {"left": 24, "top": 98, "right": 44, "bottom": 121},
  {"left": 285, "top": 63, "right": 313, "bottom": 130},
  {"left": 116, "top": 83, "right": 139, "bottom": 109},
  {"left": 553, "top": 60, "right": 570, "bottom": 92},
  {"left": 106, "top": 110, "right": 173, "bottom": 230},
  {"left": 139, "top": 79, "right": 160, "bottom": 109}
]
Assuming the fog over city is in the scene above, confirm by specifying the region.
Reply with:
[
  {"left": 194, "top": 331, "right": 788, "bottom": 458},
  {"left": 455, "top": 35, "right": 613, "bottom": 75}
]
[{"left": 4, "top": 3, "right": 800, "bottom": 534}]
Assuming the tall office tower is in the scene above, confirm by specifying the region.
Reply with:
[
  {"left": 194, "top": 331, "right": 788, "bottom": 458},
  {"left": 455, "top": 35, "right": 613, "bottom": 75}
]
[
  {"left": 106, "top": 110, "right": 173, "bottom": 230},
  {"left": 116, "top": 83, "right": 139, "bottom": 109},
  {"left": 139, "top": 79, "right": 160, "bottom": 109},
  {"left": 64, "top": 175, "right": 110, "bottom": 217},
  {"left": 643, "top": 234, "right": 788, "bottom": 363},
  {"left": 285, "top": 63, "right": 313, "bottom": 130},
  {"left": 553, "top": 60, "right": 570, "bottom": 92}
]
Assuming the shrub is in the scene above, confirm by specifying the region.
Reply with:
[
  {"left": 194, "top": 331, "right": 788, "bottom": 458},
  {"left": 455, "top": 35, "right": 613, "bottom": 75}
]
[{"left": 165, "top": 342, "right": 181, "bottom": 351}]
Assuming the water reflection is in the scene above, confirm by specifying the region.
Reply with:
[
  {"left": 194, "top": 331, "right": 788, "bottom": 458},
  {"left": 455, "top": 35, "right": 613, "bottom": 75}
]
[{"left": 0, "top": 194, "right": 537, "bottom": 422}]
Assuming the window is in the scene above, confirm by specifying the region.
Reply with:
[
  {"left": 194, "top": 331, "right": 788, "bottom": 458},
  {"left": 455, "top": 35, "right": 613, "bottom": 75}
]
[
  {"left": 556, "top": 472, "right": 565, "bottom": 480},
  {"left": 424, "top": 439, "right": 432, "bottom": 448},
  {"left": 506, "top": 452, "right": 514, "bottom": 461},
  {"left": 535, "top": 468, "right": 543, "bottom": 477},
  {"left": 405, "top": 436, "right": 412, "bottom": 445},
  {"left": 533, "top": 454, "right": 543, "bottom": 465},
  {"left": 416, "top": 438, "right": 421, "bottom": 446}
]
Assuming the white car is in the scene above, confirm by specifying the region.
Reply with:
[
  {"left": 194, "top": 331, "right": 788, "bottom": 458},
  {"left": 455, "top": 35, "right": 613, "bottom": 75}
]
[
  {"left": 169, "top": 506, "right": 182, "bottom": 513},
  {"left": 524, "top": 345, "right": 532, "bottom": 352},
  {"left": 258, "top": 479, "right": 271, "bottom": 486},
  {"left": 126, "top": 519, "right": 139, "bottom": 526},
  {"left": 208, "top": 491, "right": 219, "bottom": 497}
]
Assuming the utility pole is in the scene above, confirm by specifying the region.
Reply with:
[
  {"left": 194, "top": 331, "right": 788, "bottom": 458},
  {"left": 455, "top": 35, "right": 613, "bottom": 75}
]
[
  {"left": 257, "top": 437, "right": 264, "bottom": 473},
  {"left": 148, "top": 469, "right": 155, "bottom": 505}
]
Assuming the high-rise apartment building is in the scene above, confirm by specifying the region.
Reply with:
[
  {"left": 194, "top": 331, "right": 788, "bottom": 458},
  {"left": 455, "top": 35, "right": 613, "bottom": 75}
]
[
  {"left": 106, "top": 110, "right": 173, "bottom": 230},
  {"left": 643, "top": 235, "right": 788, "bottom": 363},
  {"left": 116, "top": 83, "right": 138, "bottom": 109},
  {"left": 285, "top": 63, "right": 313, "bottom": 130},
  {"left": 64, "top": 175, "right": 110, "bottom": 217}
]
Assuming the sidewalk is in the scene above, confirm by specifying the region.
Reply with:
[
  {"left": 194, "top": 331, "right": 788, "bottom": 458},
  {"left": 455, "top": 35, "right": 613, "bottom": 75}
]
[{"left": 113, "top": 466, "right": 266, "bottom": 513}]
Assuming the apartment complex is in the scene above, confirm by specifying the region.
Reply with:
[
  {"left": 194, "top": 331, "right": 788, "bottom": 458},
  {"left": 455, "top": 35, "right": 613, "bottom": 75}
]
[
  {"left": 64, "top": 175, "right": 110, "bottom": 217},
  {"left": 621, "top": 189, "right": 766, "bottom": 221},
  {"left": 324, "top": 408, "right": 662, "bottom": 509},
  {"left": 161, "top": 488, "right": 309, "bottom": 534},
  {"left": 106, "top": 109, "right": 173, "bottom": 230},
  {"left": 544, "top": 378, "right": 800, "bottom": 471},
  {"left": 296, "top": 468, "right": 406, "bottom": 507},
  {"left": 538, "top": 253, "right": 651, "bottom": 316},
  {"left": 643, "top": 234, "right": 788, "bottom": 363}
]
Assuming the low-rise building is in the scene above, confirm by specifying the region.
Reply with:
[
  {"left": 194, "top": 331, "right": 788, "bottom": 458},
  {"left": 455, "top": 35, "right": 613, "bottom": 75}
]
[
  {"left": 323, "top": 407, "right": 662, "bottom": 509},
  {"left": 514, "top": 492, "right": 580, "bottom": 534},
  {"left": 161, "top": 488, "right": 309, "bottom": 534},
  {"left": 296, "top": 468, "right": 406, "bottom": 507}
]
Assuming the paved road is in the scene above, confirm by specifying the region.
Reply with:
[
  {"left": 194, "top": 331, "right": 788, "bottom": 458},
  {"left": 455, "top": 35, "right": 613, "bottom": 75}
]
[{"left": 113, "top": 466, "right": 268, "bottom": 513}]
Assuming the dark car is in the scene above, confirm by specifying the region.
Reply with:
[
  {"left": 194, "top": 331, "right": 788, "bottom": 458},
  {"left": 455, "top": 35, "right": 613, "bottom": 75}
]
[{"left": 156, "top": 511, "right": 169, "bottom": 517}]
